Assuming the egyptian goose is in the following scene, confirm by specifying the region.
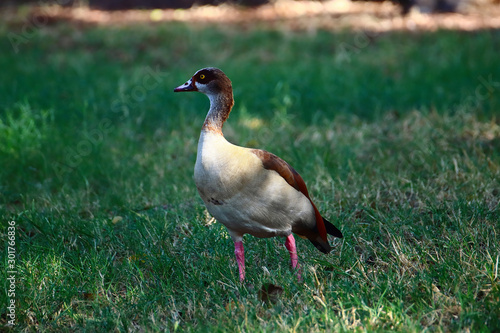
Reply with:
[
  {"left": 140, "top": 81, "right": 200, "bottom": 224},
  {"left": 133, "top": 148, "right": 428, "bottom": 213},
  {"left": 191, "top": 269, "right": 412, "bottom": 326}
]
[{"left": 174, "top": 67, "right": 343, "bottom": 281}]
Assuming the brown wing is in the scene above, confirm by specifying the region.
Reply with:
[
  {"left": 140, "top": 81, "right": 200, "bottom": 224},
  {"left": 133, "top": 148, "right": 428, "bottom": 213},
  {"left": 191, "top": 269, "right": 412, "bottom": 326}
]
[{"left": 251, "top": 149, "right": 328, "bottom": 243}]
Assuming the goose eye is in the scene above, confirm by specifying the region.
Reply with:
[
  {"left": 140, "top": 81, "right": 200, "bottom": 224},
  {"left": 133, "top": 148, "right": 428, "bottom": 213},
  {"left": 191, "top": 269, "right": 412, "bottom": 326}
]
[{"left": 199, "top": 74, "right": 206, "bottom": 80}]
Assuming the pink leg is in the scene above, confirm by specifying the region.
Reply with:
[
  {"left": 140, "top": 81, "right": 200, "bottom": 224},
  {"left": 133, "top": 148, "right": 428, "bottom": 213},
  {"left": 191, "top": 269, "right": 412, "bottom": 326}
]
[
  {"left": 234, "top": 241, "right": 245, "bottom": 282},
  {"left": 285, "top": 234, "right": 302, "bottom": 281}
]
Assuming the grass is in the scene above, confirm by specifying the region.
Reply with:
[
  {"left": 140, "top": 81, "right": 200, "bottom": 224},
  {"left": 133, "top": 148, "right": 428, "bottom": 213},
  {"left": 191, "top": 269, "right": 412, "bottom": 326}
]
[{"left": 0, "top": 15, "right": 499, "bottom": 331}]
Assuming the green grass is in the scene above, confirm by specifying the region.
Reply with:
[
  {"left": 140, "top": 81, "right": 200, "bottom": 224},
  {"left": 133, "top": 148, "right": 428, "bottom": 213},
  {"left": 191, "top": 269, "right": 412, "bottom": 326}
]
[{"left": 1, "top": 17, "right": 499, "bottom": 331}]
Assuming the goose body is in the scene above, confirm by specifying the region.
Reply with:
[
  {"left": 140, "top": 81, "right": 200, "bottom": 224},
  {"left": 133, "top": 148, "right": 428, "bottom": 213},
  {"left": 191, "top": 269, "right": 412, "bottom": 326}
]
[
  {"left": 174, "top": 67, "right": 343, "bottom": 281},
  {"left": 195, "top": 131, "right": 315, "bottom": 240}
]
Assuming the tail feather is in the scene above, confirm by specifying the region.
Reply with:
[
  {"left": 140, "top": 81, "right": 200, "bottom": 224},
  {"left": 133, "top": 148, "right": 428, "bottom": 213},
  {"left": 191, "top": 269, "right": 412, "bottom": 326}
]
[
  {"left": 296, "top": 216, "right": 343, "bottom": 254},
  {"left": 323, "top": 217, "right": 343, "bottom": 238},
  {"left": 309, "top": 238, "right": 332, "bottom": 254},
  {"left": 305, "top": 217, "right": 342, "bottom": 254}
]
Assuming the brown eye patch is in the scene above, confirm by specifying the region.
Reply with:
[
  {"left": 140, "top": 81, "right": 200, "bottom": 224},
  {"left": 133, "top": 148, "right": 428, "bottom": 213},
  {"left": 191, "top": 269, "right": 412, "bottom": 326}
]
[{"left": 195, "top": 69, "right": 214, "bottom": 84}]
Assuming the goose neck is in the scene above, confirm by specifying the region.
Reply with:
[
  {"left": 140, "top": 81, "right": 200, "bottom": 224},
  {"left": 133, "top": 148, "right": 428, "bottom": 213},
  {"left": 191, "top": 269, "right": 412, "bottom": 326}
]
[{"left": 203, "top": 92, "right": 234, "bottom": 134}]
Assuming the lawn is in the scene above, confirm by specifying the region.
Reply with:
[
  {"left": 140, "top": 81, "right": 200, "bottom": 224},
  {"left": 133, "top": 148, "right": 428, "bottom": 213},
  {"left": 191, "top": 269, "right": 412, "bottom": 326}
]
[{"left": 1, "top": 8, "right": 500, "bottom": 332}]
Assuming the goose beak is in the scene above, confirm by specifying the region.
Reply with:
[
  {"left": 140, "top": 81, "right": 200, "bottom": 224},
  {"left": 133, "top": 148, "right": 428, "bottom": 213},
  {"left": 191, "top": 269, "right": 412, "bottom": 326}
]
[{"left": 174, "top": 79, "right": 196, "bottom": 92}]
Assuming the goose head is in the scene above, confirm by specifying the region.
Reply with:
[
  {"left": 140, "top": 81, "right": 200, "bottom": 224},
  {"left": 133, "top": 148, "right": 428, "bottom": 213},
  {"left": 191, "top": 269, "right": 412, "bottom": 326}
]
[
  {"left": 174, "top": 67, "right": 232, "bottom": 97},
  {"left": 174, "top": 67, "right": 234, "bottom": 132}
]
